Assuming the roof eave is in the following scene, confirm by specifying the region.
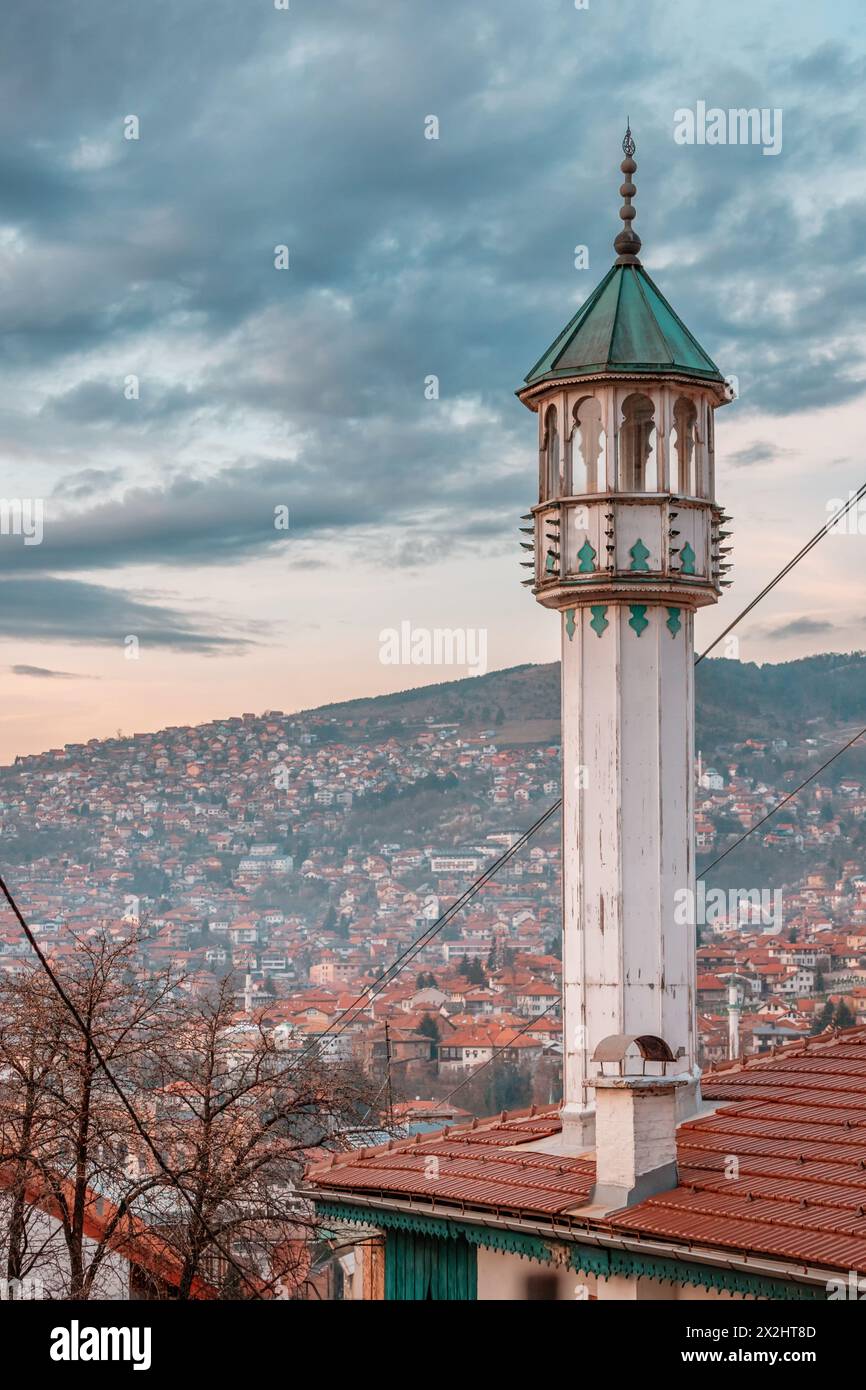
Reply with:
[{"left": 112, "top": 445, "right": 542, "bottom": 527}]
[
  {"left": 517, "top": 367, "right": 730, "bottom": 411},
  {"left": 309, "top": 1188, "right": 841, "bottom": 1295}
]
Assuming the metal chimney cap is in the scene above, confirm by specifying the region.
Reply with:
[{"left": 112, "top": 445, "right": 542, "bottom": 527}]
[{"left": 592, "top": 1033, "right": 676, "bottom": 1064}]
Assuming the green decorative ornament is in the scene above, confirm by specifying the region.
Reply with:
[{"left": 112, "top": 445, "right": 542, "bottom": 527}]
[
  {"left": 577, "top": 539, "right": 597, "bottom": 573},
  {"left": 629, "top": 538, "right": 650, "bottom": 571},
  {"left": 628, "top": 604, "right": 649, "bottom": 636},
  {"left": 589, "top": 605, "right": 608, "bottom": 637}
]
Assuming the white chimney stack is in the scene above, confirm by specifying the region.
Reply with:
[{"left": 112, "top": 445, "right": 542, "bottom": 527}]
[{"left": 589, "top": 1034, "right": 687, "bottom": 1210}]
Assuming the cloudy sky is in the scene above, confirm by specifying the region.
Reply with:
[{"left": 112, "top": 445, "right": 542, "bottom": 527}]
[{"left": 0, "top": 0, "right": 865, "bottom": 761}]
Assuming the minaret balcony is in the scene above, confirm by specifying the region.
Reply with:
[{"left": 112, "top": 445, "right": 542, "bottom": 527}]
[{"left": 530, "top": 493, "right": 727, "bottom": 610}]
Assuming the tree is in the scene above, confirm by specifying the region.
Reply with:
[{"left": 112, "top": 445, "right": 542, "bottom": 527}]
[
  {"left": 811, "top": 1000, "right": 834, "bottom": 1035},
  {"left": 321, "top": 905, "right": 337, "bottom": 933},
  {"left": 466, "top": 959, "right": 487, "bottom": 988},
  {"left": 0, "top": 942, "right": 376, "bottom": 1301},
  {"left": 833, "top": 1001, "right": 855, "bottom": 1030},
  {"left": 0, "top": 934, "right": 176, "bottom": 1299},
  {"left": 0, "top": 969, "right": 66, "bottom": 1294},
  {"left": 416, "top": 1015, "right": 441, "bottom": 1059},
  {"left": 146, "top": 975, "right": 375, "bottom": 1299},
  {"left": 456, "top": 1062, "right": 532, "bottom": 1119}
]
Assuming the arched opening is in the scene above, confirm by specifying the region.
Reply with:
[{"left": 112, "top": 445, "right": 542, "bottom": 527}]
[
  {"left": 542, "top": 405, "right": 560, "bottom": 499},
  {"left": 619, "top": 392, "right": 657, "bottom": 491},
  {"left": 704, "top": 402, "right": 715, "bottom": 498},
  {"left": 672, "top": 396, "right": 697, "bottom": 494},
  {"left": 571, "top": 396, "right": 605, "bottom": 494}
]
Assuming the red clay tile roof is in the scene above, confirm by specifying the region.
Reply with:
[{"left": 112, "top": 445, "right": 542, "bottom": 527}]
[
  {"left": 310, "top": 1026, "right": 866, "bottom": 1276},
  {"left": 312, "top": 1112, "right": 594, "bottom": 1217},
  {"left": 609, "top": 1029, "right": 866, "bottom": 1271}
]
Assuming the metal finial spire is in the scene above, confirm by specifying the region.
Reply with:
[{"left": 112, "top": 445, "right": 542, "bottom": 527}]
[{"left": 614, "top": 121, "right": 641, "bottom": 265}]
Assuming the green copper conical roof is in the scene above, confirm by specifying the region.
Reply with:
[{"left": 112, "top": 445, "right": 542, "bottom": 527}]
[
  {"left": 524, "top": 125, "right": 724, "bottom": 390},
  {"left": 524, "top": 261, "right": 724, "bottom": 387}
]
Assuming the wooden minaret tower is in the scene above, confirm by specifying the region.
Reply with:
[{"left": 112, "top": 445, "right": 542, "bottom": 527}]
[{"left": 518, "top": 127, "right": 732, "bottom": 1148}]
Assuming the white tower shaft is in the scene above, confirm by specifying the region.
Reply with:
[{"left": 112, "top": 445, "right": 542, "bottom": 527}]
[{"left": 560, "top": 602, "right": 698, "bottom": 1145}]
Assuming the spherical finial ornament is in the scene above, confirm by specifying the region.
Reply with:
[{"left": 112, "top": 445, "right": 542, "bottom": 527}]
[{"left": 614, "top": 121, "right": 642, "bottom": 265}]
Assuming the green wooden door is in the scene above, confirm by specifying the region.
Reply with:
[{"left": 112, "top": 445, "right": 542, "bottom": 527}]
[{"left": 384, "top": 1230, "right": 477, "bottom": 1300}]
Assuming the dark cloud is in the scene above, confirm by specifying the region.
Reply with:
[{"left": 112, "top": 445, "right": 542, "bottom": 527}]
[
  {"left": 0, "top": 578, "right": 250, "bottom": 653},
  {"left": 52, "top": 468, "right": 124, "bottom": 501},
  {"left": 0, "top": 0, "right": 862, "bottom": 611},
  {"left": 727, "top": 441, "right": 800, "bottom": 468},
  {"left": 9, "top": 664, "right": 94, "bottom": 680},
  {"left": 0, "top": 419, "right": 525, "bottom": 572},
  {"left": 764, "top": 618, "right": 838, "bottom": 641},
  {"left": 728, "top": 442, "right": 778, "bottom": 468},
  {"left": 42, "top": 381, "right": 202, "bottom": 428}
]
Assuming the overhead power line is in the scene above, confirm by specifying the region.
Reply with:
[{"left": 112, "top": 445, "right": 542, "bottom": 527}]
[
  {"left": 282, "top": 477, "right": 866, "bottom": 1067},
  {"left": 701, "top": 723, "right": 866, "bottom": 874},
  {"left": 413, "top": 722, "right": 866, "bottom": 1106},
  {"left": 695, "top": 481, "right": 866, "bottom": 665},
  {"left": 282, "top": 799, "right": 562, "bottom": 1077},
  {"left": 2, "top": 473, "right": 862, "bottom": 1240},
  {"left": 0, "top": 871, "right": 268, "bottom": 1301}
]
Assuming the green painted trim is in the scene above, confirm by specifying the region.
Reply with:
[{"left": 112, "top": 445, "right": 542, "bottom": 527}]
[
  {"left": 604, "top": 1249, "right": 824, "bottom": 1301},
  {"left": 680, "top": 540, "right": 696, "bottom": 574},
  {"left": 628, "top": 604, "right": 649, "bottom": 636},
  {"left": 385, "top": 1227, "right": 477, "bottom": 1300},
  {"left": 565, "top": 608, "right": 576, "bottom": 641},
  {"left": 577, "top": 539, "right": 597, "bottom": 573},
  {"left": 315, "top": 1200, "right": 551, "bottom": 1254},
  {"left": 666, "top": 606, "right": 682, "bottom": 637},
  {"left": 629, "top": 538, "right": 650, "bottom": 571},
  {"left": 553, "top": 575, "right": 711, "bottom": 588},
  {"left": 545, "top": 549, "right": 557, "bottom": 573},
  {"left": 590, "top": 605, "right": 609, "bottom": 638},
  {"left": 314, "top": 1201, "right": 826, "bottom": 1299}
]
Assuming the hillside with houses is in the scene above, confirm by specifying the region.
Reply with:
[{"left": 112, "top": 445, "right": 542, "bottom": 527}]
[{"left": 1, "top": 654, "right": 866, "bottom": 1111}]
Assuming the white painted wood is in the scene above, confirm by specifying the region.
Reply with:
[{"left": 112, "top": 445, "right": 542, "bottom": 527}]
[
  {"left": 528, "top": 376, "right": 726, "bottom": 1149},
  {"left": 559, "top": 602, "right": 702, "bottom": 1143}
]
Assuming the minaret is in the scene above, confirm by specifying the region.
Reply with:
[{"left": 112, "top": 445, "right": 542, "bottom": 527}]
[{"left": 518, "top": 128, "right": 732, "bottom": 1149}]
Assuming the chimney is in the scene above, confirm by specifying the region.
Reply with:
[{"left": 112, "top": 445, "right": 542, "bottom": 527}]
[{"left": 589, "top": 1034, "right": 687, "bottom": 1210}]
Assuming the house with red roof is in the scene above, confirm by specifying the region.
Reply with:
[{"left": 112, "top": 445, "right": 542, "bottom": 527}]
[{"left": 310, "top": 1028, "right": 866, "bottom": 1300}]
